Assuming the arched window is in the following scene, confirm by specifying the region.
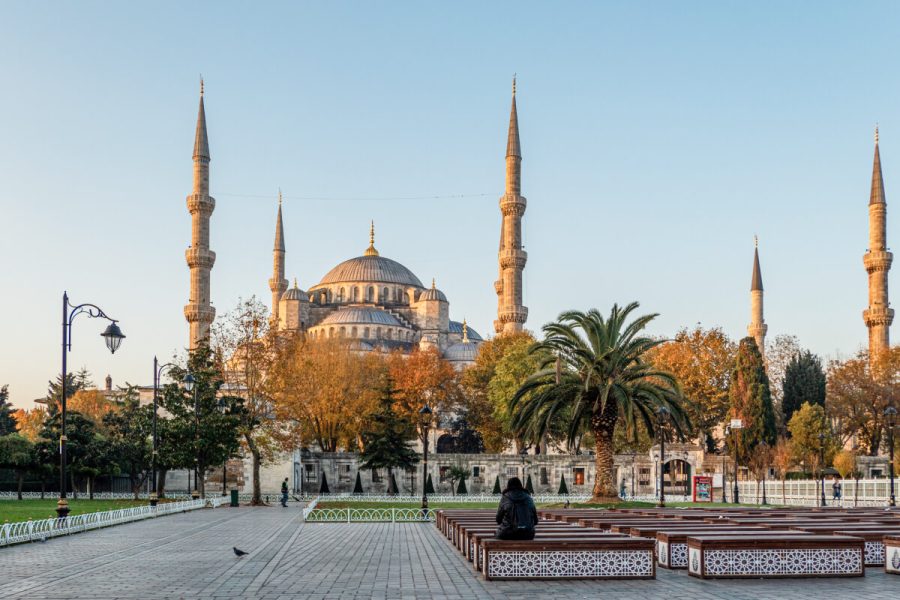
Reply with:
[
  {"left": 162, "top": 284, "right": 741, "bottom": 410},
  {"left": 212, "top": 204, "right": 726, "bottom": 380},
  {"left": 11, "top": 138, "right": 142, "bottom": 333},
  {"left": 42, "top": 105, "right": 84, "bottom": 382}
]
[
  {"left": 329, "top": 327, "right": 335, "bottom": 338},
  {"left": 338, "top": 288, "right": 345, "bottom": 303},
  {"left": 351, "top": 287, "right": 359, "bottom": 302},
  {"left": 367, "top": 286, "right": 374, "bottom": 302},
  {"left": 351, "top": 326, "right": 358, "bottom": 338},
  {"left": 364, "top": 327, "right": 370, "bottom": 339},
  {"left": 339, "top": 326, "right": 346, "bottom": 337},
  {"left": 386, "top": 329, "right": 392, "bottom": 340},
  {"left": 376, "top": 327, "right": 381, "bottom": 339},
  {"left": 382, "top": 287, "right": 389, "bottom": 303}
]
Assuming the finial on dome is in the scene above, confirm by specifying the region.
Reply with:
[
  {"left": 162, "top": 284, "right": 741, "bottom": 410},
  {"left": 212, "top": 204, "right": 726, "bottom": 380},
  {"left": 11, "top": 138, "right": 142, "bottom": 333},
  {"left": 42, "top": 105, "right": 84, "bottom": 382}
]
[
  {"left": 432, "top": 278, "right": 436, "bottom": 289},
  {"left": 462, "top": 318, "right": 469, "bottom": 343},
  {"left": 364, "top": 220, "right": 379, "bottom": 256},
  {"left": 293, "top": 277, "right": 298, "bottom": 288}
]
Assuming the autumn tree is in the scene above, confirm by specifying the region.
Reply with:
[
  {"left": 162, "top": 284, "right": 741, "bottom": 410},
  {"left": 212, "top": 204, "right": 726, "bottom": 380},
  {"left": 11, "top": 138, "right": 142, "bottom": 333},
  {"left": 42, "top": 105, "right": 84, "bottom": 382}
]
[
  {"left": 68, "top": 389, "right": 118, "bottom": 432},
  {"left": 782, "top": 350, "right": 826, "bottom": 428},
  {"left": 787, "top": 402, "right": 837, "bottom": 475},
  {"left": 12, "top": 407, "right": 46, "bottom": 442},
  {"left": 461, "top": 332, "right": 535, "bottom": 452},
  {"left": 269, "top": 336, "right": 383, "bottom": 452},
  {"left": 827, "top": 348, "right": 898, "bottom": 455},
  {"left": 0, "top": 385, "right": 16, "bottom": 435},
  {"left": 727, "top": 337, "right": 777, "bottom": 465},
  {"left": 649, "top": 326, "right": 736, "bottom": 451},
  {"left": 770, "top": 437, "right": 794, "bottom": 505},
  {"left": 386, "top": 347, "right": 463, "bottom": 423}
]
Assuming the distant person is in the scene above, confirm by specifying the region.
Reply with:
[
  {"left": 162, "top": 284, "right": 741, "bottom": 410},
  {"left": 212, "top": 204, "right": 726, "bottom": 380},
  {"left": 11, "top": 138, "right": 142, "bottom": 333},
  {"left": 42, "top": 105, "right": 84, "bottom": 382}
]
[
  {"left": 281, "top": 478, "right": 289, "bottom": 507},
  {"left": 832, "top": 477, "right": 842, "bottom": 501},
  {"left": 495, "top": 477, "right": 538, "bottom": 540}
]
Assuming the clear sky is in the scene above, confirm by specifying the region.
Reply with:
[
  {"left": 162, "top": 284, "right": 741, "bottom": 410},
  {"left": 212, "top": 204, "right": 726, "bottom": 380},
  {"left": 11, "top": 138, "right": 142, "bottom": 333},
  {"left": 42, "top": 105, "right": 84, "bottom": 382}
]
[{"left": 1, "top": 1, "right": 898, "bottom": 408}]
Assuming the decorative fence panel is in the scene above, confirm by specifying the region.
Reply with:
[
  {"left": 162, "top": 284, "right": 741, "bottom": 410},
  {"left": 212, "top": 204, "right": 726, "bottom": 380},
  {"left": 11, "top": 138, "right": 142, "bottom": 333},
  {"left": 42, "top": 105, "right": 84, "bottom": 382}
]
[
  {"left": 304, "top": 507, "right": 435, "bottom": 522},
  {"left": 0, "top": 497, "right": 227, "bottom": 547},
  {"left": 735, "top": 479, "right": 894, "bottom": 507}
]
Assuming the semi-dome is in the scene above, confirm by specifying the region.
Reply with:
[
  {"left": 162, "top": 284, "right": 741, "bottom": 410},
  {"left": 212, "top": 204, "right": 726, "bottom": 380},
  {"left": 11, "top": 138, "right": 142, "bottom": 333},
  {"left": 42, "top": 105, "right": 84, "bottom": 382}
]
[
  {"left": 444, "top": 341, "right": 479, "bottom": 363},
  {"left": 318, "top": 306, "right": 404, "bottom": 327},
  {"left": 449, "top": 320, "right": 482, "bottom": 341}
]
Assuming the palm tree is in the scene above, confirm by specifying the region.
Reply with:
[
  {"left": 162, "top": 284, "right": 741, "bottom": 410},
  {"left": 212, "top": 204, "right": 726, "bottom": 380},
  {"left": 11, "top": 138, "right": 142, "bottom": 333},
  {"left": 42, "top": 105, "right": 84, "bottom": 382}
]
[{"left": 509, "top": 303, "right": 689, "bottom": 501}]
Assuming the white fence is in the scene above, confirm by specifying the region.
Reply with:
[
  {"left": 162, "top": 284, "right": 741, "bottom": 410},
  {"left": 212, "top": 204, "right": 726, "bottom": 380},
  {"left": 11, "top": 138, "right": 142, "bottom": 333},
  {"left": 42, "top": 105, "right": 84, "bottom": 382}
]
[
  {"left": 736, "top": 478, "right": 896, "bottom": 507},
  {"left": 305, "top": 493, "right": 592, "bottom": 504},
  {"left": 304, "top": 507, "right": 436, "bottom": 523},
  {"left": 0, "top": 497, "right": 227, "bottom": 547},
  {"left": 0, "top": 491, "right": 286, "bottom": 503}
]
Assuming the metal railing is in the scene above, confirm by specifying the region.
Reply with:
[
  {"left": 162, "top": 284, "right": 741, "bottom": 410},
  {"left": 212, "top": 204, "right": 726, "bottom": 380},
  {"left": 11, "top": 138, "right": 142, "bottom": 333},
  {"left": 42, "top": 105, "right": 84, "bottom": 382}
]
[
  {"left": 0, "top": 496, "right": 227, "bottom": 547},
  {"left": 735, "top": 479, "right": 895, "bottom": 507},
  {"left": 305, "top": 493, "right": 592, "bottom": 503},
  {"left": 304, "top": 507, "right": 436, "bottom": 523},
  {"left": 0, "top": 491, "right": 289, "bottom": 502}
]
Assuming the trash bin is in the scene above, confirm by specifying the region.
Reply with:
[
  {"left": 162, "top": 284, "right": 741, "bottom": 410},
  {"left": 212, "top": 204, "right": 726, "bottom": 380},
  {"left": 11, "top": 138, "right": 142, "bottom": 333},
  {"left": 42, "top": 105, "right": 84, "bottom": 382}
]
[{"left": 230, "top": 489, "right": 239, "bottom": 507}]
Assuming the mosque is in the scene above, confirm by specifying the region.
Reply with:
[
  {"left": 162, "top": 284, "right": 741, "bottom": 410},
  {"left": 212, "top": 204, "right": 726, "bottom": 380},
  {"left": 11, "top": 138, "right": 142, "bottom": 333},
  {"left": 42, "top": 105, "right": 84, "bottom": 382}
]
[{"left": 183, "top": 79, "right": 530, "bottom": 368}]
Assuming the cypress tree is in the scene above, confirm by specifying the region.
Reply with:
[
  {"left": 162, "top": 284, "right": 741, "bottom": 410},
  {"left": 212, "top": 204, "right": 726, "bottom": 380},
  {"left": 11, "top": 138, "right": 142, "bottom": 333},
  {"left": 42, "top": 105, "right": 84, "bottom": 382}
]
[
  {"left": 492, "top": 475, "right": 501, "bottom": 494},
  {"left": 456, "top": 475, "right": 468, "bottom": 495},
  {"left": 782, "top": 350, "right": 826, "bottom": 429},
  {"left": 319, "top": 472, "right": 330, "bottom": 494},
  {"left": 353, "top": 472, "right": 364, "bottom": 494},
  {"left": 387, "top": 471, "right": 399, "bottom": 495},
  {"left": 0, "top": 385, "right": 16, "bottom": 436},
  {"left": 728, "top": 337, "right": 777, "bottom": 464},
  {"left": 558, "top": 474, "right": 569, "bottom": 495},
  {"left": 359, "top": 377, "right": 419, "bottom": 478},
  {"left": 425, "top": 473, "right": 435, "bottom": 494},
  {"left": 525, "top": 474, "right": 534, "bottom": 494}
]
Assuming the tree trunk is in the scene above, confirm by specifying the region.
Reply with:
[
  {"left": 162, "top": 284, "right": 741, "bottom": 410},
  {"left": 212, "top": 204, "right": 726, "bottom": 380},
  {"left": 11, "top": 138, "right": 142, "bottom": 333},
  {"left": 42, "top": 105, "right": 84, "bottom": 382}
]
[
  {"left": 246, "top": 433, "right": 263, "bottom": 506},
  {"left": 590, "top": 400, "right": 620, "bottom": 502},
  {"left": 781, "top": 476, "right": 786, "bottom": 505},
  {"left": 157, "top": 468, "right": 168, "bottom": 498},
  {"left": 88, "top": 476, "right": 94, "bottom": 500},
  {"left": 16, "top": 472, "right": 24, "bottom": 500},
  {"left": 131, "top": 477, "right": 141, "bottom": 500},
  {"left": 854, "top": 475, "right": 859, "bottom": 507},
  {"left": 199, "top": 463, "right": 206, "bottom": 498},
  {"left": 71, "top": 472, "right": 78, "bottom": 500},
  {"left": 40, "top": 481, "right": 45, "bottom": 499}
]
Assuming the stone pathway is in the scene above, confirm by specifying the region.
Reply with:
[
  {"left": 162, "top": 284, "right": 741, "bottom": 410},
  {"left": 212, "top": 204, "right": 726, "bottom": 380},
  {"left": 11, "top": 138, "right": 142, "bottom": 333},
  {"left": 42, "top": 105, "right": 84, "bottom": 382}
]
[{"left": 0, "top": 506, "right": 896, "bottom": 599}]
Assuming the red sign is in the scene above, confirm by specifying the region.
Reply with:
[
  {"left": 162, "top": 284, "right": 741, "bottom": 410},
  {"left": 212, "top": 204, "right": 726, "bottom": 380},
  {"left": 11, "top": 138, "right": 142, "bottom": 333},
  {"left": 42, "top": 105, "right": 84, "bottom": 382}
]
[{"left": 692, "top": 475, "right": 713, "bottom": 502}]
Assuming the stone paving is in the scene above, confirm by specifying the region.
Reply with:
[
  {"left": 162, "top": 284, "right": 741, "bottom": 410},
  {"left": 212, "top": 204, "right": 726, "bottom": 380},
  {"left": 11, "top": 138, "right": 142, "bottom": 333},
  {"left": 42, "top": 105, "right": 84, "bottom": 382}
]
[{"left": 0, "top": 505, "right": 896, "bottom": 599}]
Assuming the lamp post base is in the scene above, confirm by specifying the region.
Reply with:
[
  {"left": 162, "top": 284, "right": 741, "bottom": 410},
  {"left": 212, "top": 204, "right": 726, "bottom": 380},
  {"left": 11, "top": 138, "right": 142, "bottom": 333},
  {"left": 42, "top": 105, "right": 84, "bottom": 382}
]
[
  {"left": 56, "top": 498, "right": 70, "bottom": 519},
  {"left": 149, "top": 492, "right": 158, "bottom": 507},
  {"left": 191, "top": 490, "right": 200, "bottom": 500}
]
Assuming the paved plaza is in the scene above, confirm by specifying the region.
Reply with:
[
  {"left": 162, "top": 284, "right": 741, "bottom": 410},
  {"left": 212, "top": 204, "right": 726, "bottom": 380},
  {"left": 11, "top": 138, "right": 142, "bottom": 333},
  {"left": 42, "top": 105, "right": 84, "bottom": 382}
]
[{"left": 0, "top": 505, "right": 896, "bottom": 599}]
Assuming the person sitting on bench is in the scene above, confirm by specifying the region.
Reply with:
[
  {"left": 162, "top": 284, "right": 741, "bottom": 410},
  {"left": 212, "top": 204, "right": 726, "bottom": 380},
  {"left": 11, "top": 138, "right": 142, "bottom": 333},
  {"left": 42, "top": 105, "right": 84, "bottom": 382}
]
[{"left": 495, "top": 477, "right": 538, "bottom": 540}]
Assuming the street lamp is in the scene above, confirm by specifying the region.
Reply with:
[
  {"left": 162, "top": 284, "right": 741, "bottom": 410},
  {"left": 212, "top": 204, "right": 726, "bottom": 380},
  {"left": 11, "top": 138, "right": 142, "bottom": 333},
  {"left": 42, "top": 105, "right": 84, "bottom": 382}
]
[
  {"left": 151, "top": 357, "right": 177, "bottom": 507},
  {"left": 418, "top": 403, "right": 433, "bottom": 512},
  {"left": 183, "top": 372, "right": 200, "bottom": 500},
  {"left": 722, "top": 426, "right": 730, "bottom": 503},
  {"left": 885, "top": 406, "right": 897, "bottom": 507},
  {"left": 818, "top": 432, "right": 827, "bottom": 507},
  {"left": 759, "top": 440, "right": 768, "bottom": 506},
  {"left": 656, "top": 406, "right": 669, "bottom": 508},
  {"left": 218, "top": 398, "right": 229, "bottom": 497},
  {"left": 730, "top": 424, "right": 741, "bottom": 505},
  {"left": 57, "top": 292, "right": 125, "bottom": 518}
]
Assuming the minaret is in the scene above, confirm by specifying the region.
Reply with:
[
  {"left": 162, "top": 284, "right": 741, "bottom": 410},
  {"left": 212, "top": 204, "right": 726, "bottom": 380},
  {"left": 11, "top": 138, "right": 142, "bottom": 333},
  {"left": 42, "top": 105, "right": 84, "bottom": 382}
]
[
  {"left": 184, "top": 80, "right": 216, "bottom": 349},
  {"left": 269, "top": 190, "right": 288, "bottom": 321},
  {"left": 494, "top": 76, "right": 528, "bottom": 334},
  {"left": 747, "top": 236, "right": 767, "bottom": 360},
  {"left": 863, "top": 126, "right": 893, "bottom": 358}
]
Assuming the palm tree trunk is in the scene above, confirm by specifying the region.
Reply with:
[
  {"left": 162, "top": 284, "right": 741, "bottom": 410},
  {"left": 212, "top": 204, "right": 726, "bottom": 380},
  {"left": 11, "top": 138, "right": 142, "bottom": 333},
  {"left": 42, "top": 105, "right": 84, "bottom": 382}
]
[{"left": 591, "top": 401, "right": 620, "bottom": 502}]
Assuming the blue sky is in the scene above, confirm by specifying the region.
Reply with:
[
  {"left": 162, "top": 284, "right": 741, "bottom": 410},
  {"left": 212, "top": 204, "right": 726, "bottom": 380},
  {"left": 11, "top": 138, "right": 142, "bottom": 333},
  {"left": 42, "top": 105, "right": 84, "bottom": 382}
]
[{"left": 1, "top": 1, "right": 898, "bottom": 407}]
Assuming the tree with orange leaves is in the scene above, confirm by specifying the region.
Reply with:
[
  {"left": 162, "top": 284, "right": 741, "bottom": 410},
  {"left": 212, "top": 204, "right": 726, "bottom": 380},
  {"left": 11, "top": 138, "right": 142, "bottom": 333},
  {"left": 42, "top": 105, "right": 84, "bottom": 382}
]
[
  {"left": 13, "top": 407, "right": 47, "bottom": 442},
  {"left": 385, "top": 347, "right": 463, "bottom": 424},
  {"left": 68, "top": 389, "right": 118, "bottom": 431}
]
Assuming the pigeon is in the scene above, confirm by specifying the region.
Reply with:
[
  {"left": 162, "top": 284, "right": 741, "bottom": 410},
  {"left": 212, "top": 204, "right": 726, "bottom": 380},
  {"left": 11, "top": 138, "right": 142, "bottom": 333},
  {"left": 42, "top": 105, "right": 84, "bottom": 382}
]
[{"left": 233, "top": 547, "right": 248, "bottom": 557}]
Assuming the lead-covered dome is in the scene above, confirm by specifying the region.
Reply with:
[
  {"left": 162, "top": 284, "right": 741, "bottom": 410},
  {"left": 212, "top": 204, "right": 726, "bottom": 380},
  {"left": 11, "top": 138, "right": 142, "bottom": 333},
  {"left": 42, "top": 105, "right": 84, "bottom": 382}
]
[
  {"left": 444, "top": 341, "right": 479, "bottom": 363},
  {"left": 317, "top": 255, "right": 424, "bottom": 288},
  {"left": 318, "top": 306, "right": 404, "bottom": 327}
]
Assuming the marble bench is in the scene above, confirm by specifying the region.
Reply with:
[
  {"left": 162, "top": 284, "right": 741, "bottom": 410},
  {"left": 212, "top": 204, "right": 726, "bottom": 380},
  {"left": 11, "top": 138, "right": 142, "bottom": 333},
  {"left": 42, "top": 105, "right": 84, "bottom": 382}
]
[{"left": 885, "top": 535, "right": 900, "bottom": 574}]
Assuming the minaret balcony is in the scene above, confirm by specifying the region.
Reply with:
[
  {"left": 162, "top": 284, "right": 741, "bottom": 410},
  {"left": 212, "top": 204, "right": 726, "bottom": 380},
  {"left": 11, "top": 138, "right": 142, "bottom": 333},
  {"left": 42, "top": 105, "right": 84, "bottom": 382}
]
[
  {"left": 499, "top": 249, "right": 528, "bottom": 270},
  {"left": 186, "top": 193, "right": 216, "bottom": 215},
  {"left": 184, "top": 304, "right": 216, "bottom": 323},
  {"left": 499, "top": 194, "right": 527, "bottom": 216},
  {"left": 863, "top": 250, "right": 893, "bottom": 273},
  {"left": 185, "top": 247, "right": 216, "bottom": 269},
  {"left": 498, "top": 307, "right": 528, "bottom": 323},
  {"left": 863, "top": 306, "right": 895, "bottom": 327}
]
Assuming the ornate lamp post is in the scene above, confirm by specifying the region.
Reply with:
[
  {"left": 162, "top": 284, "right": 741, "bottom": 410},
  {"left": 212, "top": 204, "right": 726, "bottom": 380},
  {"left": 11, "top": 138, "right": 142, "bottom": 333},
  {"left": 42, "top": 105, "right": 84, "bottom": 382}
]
[
  {"left": 818, "top": 432, "right": 827, "bottom": 507},
  {"left": 656, "top": 406, "right": 669, "bottom": 508},
  {"left": 628, "top": 450, "right": 637, "bottom": 499},
  {"left": 759, "top": 440, "right": 768, "bottom": 506},
  {"left": 57, "top": 292, "right": 125, "bottom": 518},
  {"left": 151, "top": 357, "right": 177, "bottom": 507},
  {"left": 418, "top": 403, "right": 433, "bottom": 512},
  {"left": 729, "top": 420, "right": 742, "bottom": 505},
  {"left": 885, "top": 406, "right": 897, "bottom": 507},
  {"left": 183, "top": 372, "right": 201, "bottom": 499},
  {"left": 722, "top": 426, "right": 730, "bottom": 503}
]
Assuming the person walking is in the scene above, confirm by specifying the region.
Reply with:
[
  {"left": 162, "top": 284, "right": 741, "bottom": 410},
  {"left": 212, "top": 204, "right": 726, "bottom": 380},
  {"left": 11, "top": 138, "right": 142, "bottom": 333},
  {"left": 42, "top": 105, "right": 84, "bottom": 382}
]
[
  {"left": 832, "top": 477, "right": 842, "bottom": 501},
  {"left": 281, "top": 478, "right": 289, "bottom": 507},
  {"left": 495, "top": 477, "right": 538, "bottom": 540}
]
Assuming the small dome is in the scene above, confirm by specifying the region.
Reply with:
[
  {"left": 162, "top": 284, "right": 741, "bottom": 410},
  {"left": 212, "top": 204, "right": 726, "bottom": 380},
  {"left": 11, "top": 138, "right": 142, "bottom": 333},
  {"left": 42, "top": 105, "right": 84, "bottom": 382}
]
[
  {"left": 318, "top": 306, "right": 404, "bottom": 327},
  {"left": 281, "top": 279, "right": 309, "bottom": 302},
  {"left": 449, "top": 320, "right": 482, "bottom": 341},
  {"left": 444, "top": 341, "right": 479, "bottom": 363},
  {"left": 420, "top": 279, "right": 447, "bottom": 302}
]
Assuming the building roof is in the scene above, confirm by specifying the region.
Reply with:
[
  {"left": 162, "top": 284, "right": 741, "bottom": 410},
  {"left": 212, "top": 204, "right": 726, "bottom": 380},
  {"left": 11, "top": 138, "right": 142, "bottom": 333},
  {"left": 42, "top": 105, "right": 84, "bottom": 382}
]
[
  {"left": 315, "top": 255, "right": 424, "bottom": 288},
  {"left": 317, "top": 306, "right": 405, "bottom": 328},
  {"left": 449, "top": 320, "right": 483, "bottom": 341},
  {"left": 444, "top": 341, "right": 479, "bottom": 363},
  {"left": 751, "top": 245, "right": 763, "bottom": 292},
  {"left": 281, "top": 279, "right": 308, "bottom": 302},
  {"left": 419, "top": 279, "right": 447, "bottom": 302}
]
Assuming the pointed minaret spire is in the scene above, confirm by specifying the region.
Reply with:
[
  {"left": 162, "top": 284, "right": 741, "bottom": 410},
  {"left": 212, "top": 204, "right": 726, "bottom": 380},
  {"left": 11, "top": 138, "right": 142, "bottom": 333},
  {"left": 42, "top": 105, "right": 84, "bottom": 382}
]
[
  {"left": 364, "top": 220, "right": 379, "bottom": 256},
  {"left": 269, "top": 192, "right": 288, "bottom": 321},
  {"left": 184, "top": 81, "right": 216, "bottom": 349},
  {"left": 864, "top": 126, "right": 893, "bottom": 359},
  {"left": 495, "top": 77, "right": 528, "bottom": 334},
  {"left": 748, "top": 237, "right": 767, "bottom": 360}
]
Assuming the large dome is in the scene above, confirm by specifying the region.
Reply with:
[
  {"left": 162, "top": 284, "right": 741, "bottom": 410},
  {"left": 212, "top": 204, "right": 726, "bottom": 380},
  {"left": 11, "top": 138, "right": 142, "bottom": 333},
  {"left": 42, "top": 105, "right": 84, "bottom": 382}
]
[
  {"left": 316, "top": 255, "right": 424, "bottom": 288},
  {"left": 318, "top": 306, "right": 404, "bottom": 327}
]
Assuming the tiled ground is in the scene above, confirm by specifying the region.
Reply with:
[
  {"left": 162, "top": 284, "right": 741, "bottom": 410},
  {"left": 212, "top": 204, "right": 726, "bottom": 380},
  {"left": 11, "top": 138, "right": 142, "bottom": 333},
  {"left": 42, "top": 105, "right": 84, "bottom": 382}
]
[{"left": 0, "top": 506, "right": 896, "bottom": 599}]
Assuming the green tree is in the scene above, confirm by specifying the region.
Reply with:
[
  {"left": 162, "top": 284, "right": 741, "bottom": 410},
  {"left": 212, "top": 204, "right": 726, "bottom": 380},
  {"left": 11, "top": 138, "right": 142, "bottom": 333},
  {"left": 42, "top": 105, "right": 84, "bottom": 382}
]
[
  {"left": 492, "top": 475, "right": 501, "bottom": 494},
  {"left": 104, "top": 389, "right": 153, "bottom": 499},
  {"left": 787, "top": 402, "right": 837, "bottom": 474},
  {"left": 782, "top": 350, "right": 826, "bottom": 428},
  {"left": 353, "top": 471, "right": 364, "bottom": 494},
  {"left": 447, "top": 465, "right": 469, "bottom": 496},
  {"left": 358, "top": 377, "right": 419, "bottom": 491},
  {"left": 319, "top": 472, "right": 330, "bottom": 494},
  {"left": 0, "top": 434, "right": 39, "bottom": 499},
  {"left": 425, "top": 473, "right": 435, "bottom": 494},
  {"left": 510, "top": 303, "right": 688, "bottom": 501},
  {"left": 0, "top": 385, "right": 17, "bottom": 436},
  {"left": 727, "top": 337, "right": 777, "bottom": 465},
  {"left": 525, "top": 474, "right": 534, "bottom": 494},
  {"left": 36, "top": 410, "right": 99, "bottom": 498},
  {"left": 558, "top": 474, "right": 569, "bottom": 495},
  {"left": 456, "top": 475, "right": 468, "bottom": 495}
]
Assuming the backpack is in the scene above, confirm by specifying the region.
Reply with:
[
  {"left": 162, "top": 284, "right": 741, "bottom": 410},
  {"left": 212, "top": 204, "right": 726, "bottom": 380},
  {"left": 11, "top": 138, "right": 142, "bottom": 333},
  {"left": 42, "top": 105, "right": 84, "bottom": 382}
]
[{"left": 510, "top": 497, "right": 534, "bottom": 531}]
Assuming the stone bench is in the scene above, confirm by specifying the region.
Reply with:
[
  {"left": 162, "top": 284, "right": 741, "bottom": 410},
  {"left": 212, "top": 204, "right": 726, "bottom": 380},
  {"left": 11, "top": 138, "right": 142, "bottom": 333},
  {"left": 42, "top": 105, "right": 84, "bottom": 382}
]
[
  {"left": 657, "top": 530, "right": 806, "bottom": 569},
  {"left": 470, "top": 531, "right": 628, "bottom": 571},
  {"left": 789, "top": 527, "right": 900, "bottom": 566},
  {"left": 459, "top": 523, "right": 584, "bottom": 559},
  {"left": 480, "top": 537, "right": 656, "bottom": 580},
  {"left": 885, "top": 535, "right": 900, "bottom": 574},
  {"left": 686, "top": 534, "right": 864, "bottom": 579}
]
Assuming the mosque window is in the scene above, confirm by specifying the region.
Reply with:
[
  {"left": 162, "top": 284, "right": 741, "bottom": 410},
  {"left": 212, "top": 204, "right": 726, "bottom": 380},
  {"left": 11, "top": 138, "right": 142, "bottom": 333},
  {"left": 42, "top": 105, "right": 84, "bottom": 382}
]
[
  {"left": 339, "top": 327, "right": 346, "bottom": 337},
  {"left": 382, "top": 287, "right": 388, "bottom": 303},
  {"left": 351, "top": 287, "right": 359, "bottom": 302},
  {"left": 364, "top": 327, "right": 370, "bottom": 339},
  {"left": 386, "top": 329, "right": 392, "bottom": 340},
  {"left": 338, "top": 288, "right": 345, "bottom": 302},
  {"left": 351, "top": 326, "right": 357, "bottom": 338},
  {"left": 367, "top": 287, "right": 374, "bottom": 302},
  {"left": 376, "top": 327, "right": 381, "bottom": 339},
  {"left": 328, "top": 327, "right": 334, "bottom": 338}
]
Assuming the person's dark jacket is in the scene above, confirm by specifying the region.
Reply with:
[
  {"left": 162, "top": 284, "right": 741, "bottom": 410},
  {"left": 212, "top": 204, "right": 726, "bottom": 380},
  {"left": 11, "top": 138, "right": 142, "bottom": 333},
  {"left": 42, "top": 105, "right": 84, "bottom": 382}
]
[{"left": 495, "top": 489, "right": 538, "bottom": 540}]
